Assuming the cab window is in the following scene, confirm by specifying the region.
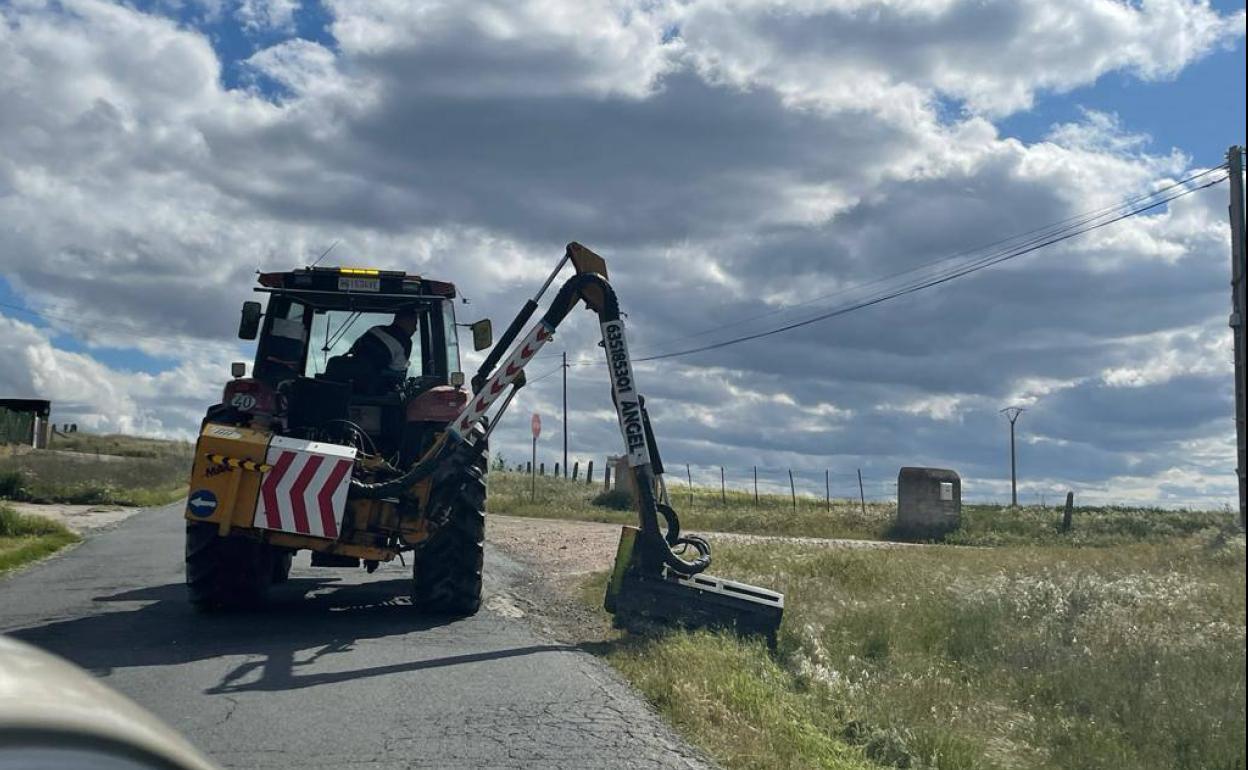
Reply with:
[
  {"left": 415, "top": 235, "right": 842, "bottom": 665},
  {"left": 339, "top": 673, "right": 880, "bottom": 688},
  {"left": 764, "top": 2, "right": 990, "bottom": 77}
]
[
  {"left": 306, "top": 310, "right": 425, "bottom": 378},
  {"left": 254, "top": 298, "right": 308, "bottom": 383}
]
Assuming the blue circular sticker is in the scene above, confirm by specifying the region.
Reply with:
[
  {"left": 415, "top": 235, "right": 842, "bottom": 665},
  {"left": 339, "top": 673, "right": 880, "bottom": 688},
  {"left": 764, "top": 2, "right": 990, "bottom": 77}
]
[{"left": 188, "top": 489, "right": 218, "bottom": 517}]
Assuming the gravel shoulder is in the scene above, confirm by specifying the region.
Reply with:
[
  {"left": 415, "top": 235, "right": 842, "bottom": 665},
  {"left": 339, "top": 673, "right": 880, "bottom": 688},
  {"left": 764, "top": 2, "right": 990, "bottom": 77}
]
[
  {"left": 4, "top": 501, "right": 145, "bottom": 534},
  {"left": 484, "top": 513, "right": 911, "bottom": 641},
  {"left": 486, "top": 513, "right": 911, "bottom": 581}
]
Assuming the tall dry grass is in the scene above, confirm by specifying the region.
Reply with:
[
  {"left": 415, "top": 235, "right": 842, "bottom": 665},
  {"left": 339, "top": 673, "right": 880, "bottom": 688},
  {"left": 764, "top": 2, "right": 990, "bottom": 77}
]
[
  {"left": 601, "top": 531, "right": 1246, "bottom": 769},
  {"left": 0, "top": 504, "right": 80, "bottom": 573},
  {"left": 0, "top": 433, "right": 193, "bottom": 507}
]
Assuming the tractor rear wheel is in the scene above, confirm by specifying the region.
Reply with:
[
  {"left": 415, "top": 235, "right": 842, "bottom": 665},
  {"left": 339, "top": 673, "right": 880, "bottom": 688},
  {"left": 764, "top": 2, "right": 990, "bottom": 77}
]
[
  {"left": 271, "top": 549, "right": 294, "bottom": 584},
  {"left": 185, "top": 522, "right": 275, "bottom": 610},
  {"left": 411, "top": 467, "right": 486, "bottom": 616}
]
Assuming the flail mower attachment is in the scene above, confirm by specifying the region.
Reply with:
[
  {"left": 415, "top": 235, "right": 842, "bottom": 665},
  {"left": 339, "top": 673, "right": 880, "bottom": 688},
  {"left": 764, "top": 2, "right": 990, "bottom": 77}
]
[
  {"left": 446, "top": 242, "right": 784, "bottom": 643},
  {"left": 599, "top": 401, "right": 784, "bottom": 645},
  {"left": 604, "top": 525, "right": 785, "bottom": 644}
]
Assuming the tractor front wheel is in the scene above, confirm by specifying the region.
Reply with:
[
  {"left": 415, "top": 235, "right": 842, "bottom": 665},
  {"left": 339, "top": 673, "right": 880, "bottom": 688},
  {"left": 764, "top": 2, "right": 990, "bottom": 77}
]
[
  {"left": 411, "top": 467, "right": 486, "bottom": 616},
  {"left": 185, "top": 522, "right": 275, "bottom": 610}
]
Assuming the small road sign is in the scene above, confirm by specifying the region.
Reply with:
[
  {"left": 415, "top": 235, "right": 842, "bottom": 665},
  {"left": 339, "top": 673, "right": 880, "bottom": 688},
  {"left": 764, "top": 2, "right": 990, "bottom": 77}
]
[{"left": 531, "top": 413, "right": 541, "bottom": 439}]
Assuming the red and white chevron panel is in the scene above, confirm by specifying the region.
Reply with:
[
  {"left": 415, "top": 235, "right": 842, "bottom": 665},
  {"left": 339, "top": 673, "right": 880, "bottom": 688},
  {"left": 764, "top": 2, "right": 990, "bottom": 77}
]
[{"left": 254, "top": 436, "right": 357, "bottom": 540}]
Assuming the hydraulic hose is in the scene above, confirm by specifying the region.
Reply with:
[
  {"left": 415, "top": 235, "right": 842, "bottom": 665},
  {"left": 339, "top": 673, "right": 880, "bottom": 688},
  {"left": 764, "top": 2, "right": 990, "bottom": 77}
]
[
  {"left": 472, "top": 299, "right": 538, "bottom": 393},
  {"left": 348, "top": 434, "right": 456, "bottom": 499},
  {"left": 633, "top": 462, "right": 711, "bottom": 576}
]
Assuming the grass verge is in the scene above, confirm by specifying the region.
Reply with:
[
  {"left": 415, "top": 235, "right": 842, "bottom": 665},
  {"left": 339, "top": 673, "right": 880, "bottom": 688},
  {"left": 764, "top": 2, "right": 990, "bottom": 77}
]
[
  {"left": 492, "top": 471, "right": 895, "bottom": 539},
  {"left": 1, "top": 432, "right": 192, "bottom": 507},
  {"left": 0, "top": 504, "right": 81, "bottom": 574},
  {"left": 45, "top": 432, "right": 191, "bottom": 459},
  {"left": 489, "top": 471, "right": 1232, "bottom": 546},
  {"left": 583, "top": 532, "right": 1246, "bottom": 769}
]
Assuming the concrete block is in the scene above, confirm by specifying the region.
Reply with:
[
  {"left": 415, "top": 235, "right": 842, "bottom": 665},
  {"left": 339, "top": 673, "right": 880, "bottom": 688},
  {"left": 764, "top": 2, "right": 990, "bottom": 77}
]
[{"left": 895, "top": 467, "right": 961, "bottom": 538}]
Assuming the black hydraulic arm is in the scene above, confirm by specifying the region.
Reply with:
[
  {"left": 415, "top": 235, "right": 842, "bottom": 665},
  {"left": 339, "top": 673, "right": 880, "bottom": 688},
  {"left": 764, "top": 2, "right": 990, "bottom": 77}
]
[
  {"left": 471, "top": 299, "right": 537, "bottom": 394},
  {"left": 444, "top": 243, "right": 711, "bottom": 577}
]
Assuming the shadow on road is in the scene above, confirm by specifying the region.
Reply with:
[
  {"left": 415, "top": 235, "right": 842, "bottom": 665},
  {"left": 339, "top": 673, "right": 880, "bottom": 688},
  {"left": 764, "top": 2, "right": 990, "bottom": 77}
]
[{"left": 11, "top": 576, "right": 573, "bottom": 694}]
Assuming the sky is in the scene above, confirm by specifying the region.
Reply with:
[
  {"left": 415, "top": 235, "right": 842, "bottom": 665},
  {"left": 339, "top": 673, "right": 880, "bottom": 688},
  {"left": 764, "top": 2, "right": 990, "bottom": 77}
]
[{"left": 1, "top": 0, "right": 1245, "bottom": 508}]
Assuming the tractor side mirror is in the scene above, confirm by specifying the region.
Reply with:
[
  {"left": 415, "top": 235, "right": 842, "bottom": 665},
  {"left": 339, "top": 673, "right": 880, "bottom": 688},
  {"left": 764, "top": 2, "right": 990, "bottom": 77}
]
[
  {"left": 470, "top": 319, "right": 493, "bottom": 352},
  {"left": 239, "top": 301, "right": 262, "bottom": 340}
]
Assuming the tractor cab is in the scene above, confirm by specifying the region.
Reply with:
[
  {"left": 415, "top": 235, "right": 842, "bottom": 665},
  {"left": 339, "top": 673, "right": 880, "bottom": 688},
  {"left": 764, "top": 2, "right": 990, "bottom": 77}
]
[{"left": 222, "top": 266, "right": 492, "bottom": 461}]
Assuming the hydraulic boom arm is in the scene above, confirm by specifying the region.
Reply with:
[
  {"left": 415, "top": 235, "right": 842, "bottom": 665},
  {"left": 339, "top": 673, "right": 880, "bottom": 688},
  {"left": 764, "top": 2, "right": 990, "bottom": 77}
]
[
  {"left": 450, "top": 243, "right": 711, "bottom": 577},
  {"left": 359, "top": 242, "right": 783, "bottom": 640}
]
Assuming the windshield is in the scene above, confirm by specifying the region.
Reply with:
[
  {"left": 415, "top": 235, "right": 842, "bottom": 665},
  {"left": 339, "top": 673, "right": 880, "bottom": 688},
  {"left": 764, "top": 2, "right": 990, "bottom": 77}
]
[{"left": 305, "top": 310, "right": 424, "bottom": 378}]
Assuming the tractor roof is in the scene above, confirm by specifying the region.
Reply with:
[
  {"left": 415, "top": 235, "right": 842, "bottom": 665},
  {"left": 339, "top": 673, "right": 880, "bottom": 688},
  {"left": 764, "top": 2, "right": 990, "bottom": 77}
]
[{"left": 256, "top": 266, "right": 457, "bottom": 310}]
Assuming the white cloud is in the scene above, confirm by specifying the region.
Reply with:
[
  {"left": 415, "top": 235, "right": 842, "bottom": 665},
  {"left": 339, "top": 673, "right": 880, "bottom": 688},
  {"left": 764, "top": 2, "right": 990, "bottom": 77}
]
[
  {"left": 235, "top": 0, "right": 300, "bottom": 34},
  {"left": 327, "top": 0, "right": 681, "bottom": 98},
  {"left": 674, "top": 0, "right": 1245, "bottom": 117},
  {"left": 878, "top": 394, "right": 968, "bottom": 421},
  {"left": 0, "top": 314, "right": 232, "bottom": 438},
  {"left": 245, "top": 38, "right": 343, "bottom": 97},
  {"left": 0, "top": 0, "right": 1241, "bottom": 506}
]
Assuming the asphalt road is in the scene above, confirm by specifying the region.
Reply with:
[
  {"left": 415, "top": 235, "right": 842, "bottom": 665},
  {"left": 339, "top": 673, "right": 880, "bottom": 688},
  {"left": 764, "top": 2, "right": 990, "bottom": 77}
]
[{"left": 0, "top": 503, "right": 710, "bottom": 769}]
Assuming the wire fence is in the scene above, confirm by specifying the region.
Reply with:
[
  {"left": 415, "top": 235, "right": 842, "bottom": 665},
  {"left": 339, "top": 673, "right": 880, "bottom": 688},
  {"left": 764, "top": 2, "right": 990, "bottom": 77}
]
[{"left": 496, "top": 453, "right": 899, "bottom": 506}]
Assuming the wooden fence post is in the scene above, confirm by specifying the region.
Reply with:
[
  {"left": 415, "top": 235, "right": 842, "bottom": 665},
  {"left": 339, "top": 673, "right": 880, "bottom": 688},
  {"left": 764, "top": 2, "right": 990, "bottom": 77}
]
[
  {"left": 753, "top": 465, "right": 758, "bottom": 505},
  {"left": 825, "top": 469, "right": 831, "bottom": 513},
  {"left": 686, "top": 463, "right": 693, "bottom": 510},
  {"left": 572, "top": 461, "right": 579, "bottom": 480},
  {"left": 788, "top": 469, "right": 796, "bottom": 513},
  {"left": 554, "top": 462, "right": 560, "bottom": 478},
  {"left": 720, "top": 466, "right": 726, "bottom": 506},
  {"left": 857, "top": 469, "right": 867, "bottom": 517},
  {"left": 539, "top": 462, "right": 545, "bottom": 476},
  {"left": 604, "top": 462, "right": 612, "bottom": 491},
  {"left": 586, "top": 460, "right": 594, "bottom": 485},
  {"left": 1062, "top": 491, "right": 1075, "bottom": 532},
  {"left": 526, "top": 461, "right": 531, "bottom": 473}
]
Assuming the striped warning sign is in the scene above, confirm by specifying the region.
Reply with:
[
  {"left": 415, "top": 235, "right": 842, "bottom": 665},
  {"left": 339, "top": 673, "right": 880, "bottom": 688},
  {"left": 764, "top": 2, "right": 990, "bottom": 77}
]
[{"left": 254, "top": 436, "right": 356, "bottom": 540}]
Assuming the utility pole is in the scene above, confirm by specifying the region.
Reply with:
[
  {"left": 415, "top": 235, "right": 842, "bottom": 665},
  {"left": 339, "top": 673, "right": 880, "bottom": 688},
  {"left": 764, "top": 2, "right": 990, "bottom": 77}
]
[
  {"left": 561, "top": 351, "right": 569, "bottom": 478},
  {"left": 1000, "top": 407, "right": 1025, "bottom": 507},
  {"left": 1227, "top": 146, "right": 1247, "bottom": 528}
]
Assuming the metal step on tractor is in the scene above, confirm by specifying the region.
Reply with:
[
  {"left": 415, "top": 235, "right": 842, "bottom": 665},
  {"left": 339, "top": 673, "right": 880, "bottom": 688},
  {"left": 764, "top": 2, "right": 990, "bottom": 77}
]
[{"left": 184, "top": 243, "right": 783, "bottom": 640}]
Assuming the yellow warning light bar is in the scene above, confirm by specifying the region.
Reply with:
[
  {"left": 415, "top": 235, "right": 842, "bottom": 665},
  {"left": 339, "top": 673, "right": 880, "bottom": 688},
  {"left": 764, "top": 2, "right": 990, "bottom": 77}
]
[{"left": 339, "top": 268, "right": 381, "bottom": 276}]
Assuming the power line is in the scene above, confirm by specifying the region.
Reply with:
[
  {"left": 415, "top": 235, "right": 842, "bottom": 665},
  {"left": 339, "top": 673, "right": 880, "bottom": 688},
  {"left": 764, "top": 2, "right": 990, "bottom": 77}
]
[
  {"left": 526, "top": 364, "right": 564, "bottom": 384},
  {"left": 633, "top": 170, "right": 1229, "bottom": 363},
  {"left": 631, "top": 165, "right": 1230, "bottom": 356},
  {"left": 0, "top": 300, "right": 184, "bottom": 345}
]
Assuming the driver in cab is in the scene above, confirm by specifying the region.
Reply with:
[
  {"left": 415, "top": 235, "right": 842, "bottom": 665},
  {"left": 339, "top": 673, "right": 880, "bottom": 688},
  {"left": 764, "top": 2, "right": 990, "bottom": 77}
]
[{"left": 346, "top": 308, "right": 418, "bottom": 392}]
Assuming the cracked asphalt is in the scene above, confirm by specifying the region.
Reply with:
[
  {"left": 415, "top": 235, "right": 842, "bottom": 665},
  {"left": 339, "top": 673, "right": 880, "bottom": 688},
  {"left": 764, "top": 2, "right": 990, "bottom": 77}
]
[{"left": 0, "top": 503, "right": 712, "bottom": 769}]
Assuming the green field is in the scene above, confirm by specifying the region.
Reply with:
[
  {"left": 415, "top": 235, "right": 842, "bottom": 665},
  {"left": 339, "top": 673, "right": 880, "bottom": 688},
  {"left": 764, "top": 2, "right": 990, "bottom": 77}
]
[
  {"left": 0, "top": 433, "right": 193, "bottom": 507},
  {"left": 488, "top": 471, "right": 1231, "bottom": 546},
  {"left": 590, "top": 533, "right": 1246, "bottom": 770},
  {"left": 506, "top": 470, "right": 1245, "bottom": 768},
  {"left": 0, "top": 504, "right": 80, "bottom": 574}
]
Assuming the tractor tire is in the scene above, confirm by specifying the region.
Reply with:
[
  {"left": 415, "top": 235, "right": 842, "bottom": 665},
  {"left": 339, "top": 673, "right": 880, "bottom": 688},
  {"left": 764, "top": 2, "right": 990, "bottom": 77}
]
[
  {"left": 411, "top": 467, "right": 486, "bottom": 616},
  {"left": 185, "top": 521, "right": 275, "bottom": 610},
  {"left": 271, "top": 549, "right": 294, "bottom": 584}
]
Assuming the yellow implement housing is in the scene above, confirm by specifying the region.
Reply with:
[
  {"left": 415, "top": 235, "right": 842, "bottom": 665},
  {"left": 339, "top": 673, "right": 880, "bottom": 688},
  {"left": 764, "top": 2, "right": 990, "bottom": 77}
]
[{"left": 184, "top": 423, "right": 420, "bottom": 562}]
